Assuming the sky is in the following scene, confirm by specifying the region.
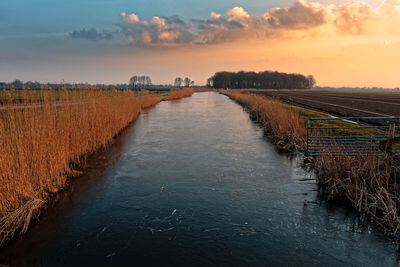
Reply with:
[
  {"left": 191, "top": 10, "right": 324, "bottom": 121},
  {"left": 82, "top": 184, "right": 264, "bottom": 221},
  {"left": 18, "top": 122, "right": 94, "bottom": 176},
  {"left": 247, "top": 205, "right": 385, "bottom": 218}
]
[{"left": 0, "top": 0, "right": 399, "bottom": 87}]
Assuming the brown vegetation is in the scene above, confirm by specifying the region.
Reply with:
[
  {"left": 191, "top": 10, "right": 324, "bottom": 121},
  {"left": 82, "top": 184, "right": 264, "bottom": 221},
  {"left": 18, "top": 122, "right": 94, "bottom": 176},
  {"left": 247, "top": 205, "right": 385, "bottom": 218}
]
[
  {"left": 221, "top": 90, "right": 306, "bottom": 151},
  {"left": 0, "top": 88, "right": 193, "bottom": 246},
  {"left": 316, "top": 155, "right": 400, "bottom": 234},
  {"left": 222, "top": 90, "right": 400, "bottom": 236},
  {"left": 194, "top": 88, "right": 217, "bottom": 93},
  {"left": 164, "top": 88, "right": 194, "bottom": 101}
]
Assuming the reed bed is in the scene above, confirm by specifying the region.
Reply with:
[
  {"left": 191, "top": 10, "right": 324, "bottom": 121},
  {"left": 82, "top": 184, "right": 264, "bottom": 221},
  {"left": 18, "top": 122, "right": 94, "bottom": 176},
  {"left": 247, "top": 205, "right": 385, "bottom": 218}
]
[
  {"left": 164, "top": 88, "right": 194, "bottom": 101},
  {"left": 221, "top": 90, "right": 306, "bottom": 151},
  {"left": 194, "top": 88, "right": 217, "bottom": 93},
  {"left": 222, "top": 90, "right": 400, "bottom": 235},
  {"left": 316, "top": 155, "right": 400, "bottom": 234},
  {"left": 136, "top": 90, "right": 164, "bottom": 109},
  {"left": 0, "top": 88, "right": 192, "bottom": 246}
]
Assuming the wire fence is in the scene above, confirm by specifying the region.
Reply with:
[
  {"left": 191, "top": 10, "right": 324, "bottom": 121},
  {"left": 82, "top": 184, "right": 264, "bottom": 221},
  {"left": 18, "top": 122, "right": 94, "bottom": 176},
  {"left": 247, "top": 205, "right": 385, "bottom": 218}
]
[{"left": 306, "top": 116, "right": 400, "bottom": 157}]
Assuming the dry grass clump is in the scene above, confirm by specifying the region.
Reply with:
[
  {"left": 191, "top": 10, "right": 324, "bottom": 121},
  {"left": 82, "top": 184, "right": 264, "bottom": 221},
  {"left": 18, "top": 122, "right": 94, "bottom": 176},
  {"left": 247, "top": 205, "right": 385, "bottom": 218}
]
[
  {"left": 164, "top": 88, "right": 194, "bottom": 101},
  {"left": 317, "top": 155, "right": 400, "bottom": 234},
  {"left": 137, "top": 90, "right": 164, "bottom": 109},
  {"left": 222, "top": 90, "right": 400, "bottom": 235},
  {"left": 194, "top": 88, "right": 217, "bottom": 93},
  {"left": 221, "top": 90, "right": 306, "bottom": 151},
  {"left": 0, "top": 88, "right": 192, "bottom": 246}
]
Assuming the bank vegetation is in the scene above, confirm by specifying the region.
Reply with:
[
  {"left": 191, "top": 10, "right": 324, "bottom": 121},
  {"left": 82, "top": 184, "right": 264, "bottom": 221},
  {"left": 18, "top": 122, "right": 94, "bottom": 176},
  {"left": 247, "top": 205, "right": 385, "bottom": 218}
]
[
  {"left": 0, "top": 87, "right": 193, "bottom": 246},
  {"left": 222, "top": 90, "right": 400, "bottom": 236}
]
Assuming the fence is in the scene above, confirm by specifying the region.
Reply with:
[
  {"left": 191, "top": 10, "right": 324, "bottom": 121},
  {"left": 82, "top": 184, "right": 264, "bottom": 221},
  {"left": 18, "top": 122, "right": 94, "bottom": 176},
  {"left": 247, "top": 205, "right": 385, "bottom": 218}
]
[{"left": 306, "top": 116, "right": 400, "bottom": 156}]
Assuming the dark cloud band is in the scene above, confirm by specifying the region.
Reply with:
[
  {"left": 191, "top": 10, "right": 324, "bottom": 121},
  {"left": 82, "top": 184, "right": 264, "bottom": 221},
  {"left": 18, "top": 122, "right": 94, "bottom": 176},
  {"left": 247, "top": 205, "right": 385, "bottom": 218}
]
[{"left": 70, "top": 28, "right": 113, "bottom": 40}]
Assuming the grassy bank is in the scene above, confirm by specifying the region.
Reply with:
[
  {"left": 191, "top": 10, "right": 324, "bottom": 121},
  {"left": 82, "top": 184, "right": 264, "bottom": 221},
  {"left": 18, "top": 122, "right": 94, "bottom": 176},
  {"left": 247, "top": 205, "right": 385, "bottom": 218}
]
[
  {"left": 220, "top": 90, "right": 307, "bottom": 152},
  {"left": 222, "top": 90, "right": 400, "bottom": 236},
  {"left": 164, "top": 88, "right": 195, "bottom": 100},
  {"left": 0, "top": 88, "right": 193, "bottom": 246}
]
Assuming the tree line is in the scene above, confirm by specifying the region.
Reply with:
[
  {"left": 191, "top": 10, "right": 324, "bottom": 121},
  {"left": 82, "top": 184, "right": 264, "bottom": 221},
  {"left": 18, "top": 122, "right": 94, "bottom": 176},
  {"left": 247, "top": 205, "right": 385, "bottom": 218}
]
[
  {"left": 0, "top": 80, "right": 124, "bottom": 90},
  {"left": 174, "top": 77, "right": 195, "bottom": 88},
  {"left": 207, "top": 71, "right": 316, "bottom": 89},
  {"left": 129, "top": 75, "right": 152, "bottom": 89}
]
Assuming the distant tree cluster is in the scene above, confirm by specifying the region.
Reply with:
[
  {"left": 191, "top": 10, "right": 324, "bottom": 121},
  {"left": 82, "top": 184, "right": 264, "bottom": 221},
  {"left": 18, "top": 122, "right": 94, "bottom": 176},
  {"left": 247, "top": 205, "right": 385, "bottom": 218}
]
[
  {"left": 0, "top": 80, "right": 142, "bottom": 90},
  {"left": 208, "top": 71, "right": 316, "bottom": 89},
  {"left": 174, "top": 77, "right": 195, "bottom": 88},
  {"left": 0, "top": 80, "right": 102, "bottom": 90},
  {"left": 0, "top": 79, "right": 177, "bottom": 91},
  {"left": 129, "top": 75, "right": 152, "bottom": 90}
]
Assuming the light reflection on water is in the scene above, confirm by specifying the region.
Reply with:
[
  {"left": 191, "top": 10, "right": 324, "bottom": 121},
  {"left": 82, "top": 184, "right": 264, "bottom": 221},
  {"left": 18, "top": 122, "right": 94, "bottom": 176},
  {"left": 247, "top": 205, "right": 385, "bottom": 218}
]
[{"left": 0, "top": 92, "right": 398, "bottom": 266}]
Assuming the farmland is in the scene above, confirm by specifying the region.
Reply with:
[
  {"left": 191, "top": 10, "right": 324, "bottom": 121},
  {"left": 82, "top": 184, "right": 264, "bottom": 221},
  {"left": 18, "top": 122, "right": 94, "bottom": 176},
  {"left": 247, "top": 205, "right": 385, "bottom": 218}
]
[{"left": 251, "top": 90, "right": 400, "bottom": 117}]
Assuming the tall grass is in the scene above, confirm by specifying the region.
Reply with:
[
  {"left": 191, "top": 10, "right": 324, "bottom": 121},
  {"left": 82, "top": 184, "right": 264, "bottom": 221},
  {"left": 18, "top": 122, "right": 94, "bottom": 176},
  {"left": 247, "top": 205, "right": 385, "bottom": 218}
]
[
  {"left": 316, "top": 155, "right": 400, "bottom": 234},
  {"left": 221, "top": 90, "right": 306, "bottom": 151},
  {"left": 164, "top": 88, "right": 194, "bottom": 101},
  {"left": 223, "top": 90, "right": 400, "bottom": 235},
  {"left": 0, "top": 88, "right": 192, "bottom": 245}
]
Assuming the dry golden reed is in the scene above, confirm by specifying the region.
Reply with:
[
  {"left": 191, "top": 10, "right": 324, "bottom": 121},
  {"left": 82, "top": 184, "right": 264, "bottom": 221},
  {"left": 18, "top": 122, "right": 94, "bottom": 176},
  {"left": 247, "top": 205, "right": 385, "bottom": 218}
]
[
  {"left": 316, "top": 155, "right": 400, "bottom": 234},
  {"left": 0, "top": 88, "right": 193, "bottom": 245},
  {"left": 223, "top": 90, "right": 400, "bottom": 235},
  {"left": 222, "top": 90, "right": 306, "bottom": 151},
  {"left": 164, "top": 88, "right": 194, "bottom": 101}
]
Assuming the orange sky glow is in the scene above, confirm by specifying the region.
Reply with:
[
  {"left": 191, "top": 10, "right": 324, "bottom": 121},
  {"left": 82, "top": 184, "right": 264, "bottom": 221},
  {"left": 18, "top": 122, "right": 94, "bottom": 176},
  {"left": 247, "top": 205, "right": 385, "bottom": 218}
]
[
  {"left": 1, "top": 0, "right": 399, "bottom": 87},
  {"left": 107, "top": 0, "right": 400, "bottom": 87}
]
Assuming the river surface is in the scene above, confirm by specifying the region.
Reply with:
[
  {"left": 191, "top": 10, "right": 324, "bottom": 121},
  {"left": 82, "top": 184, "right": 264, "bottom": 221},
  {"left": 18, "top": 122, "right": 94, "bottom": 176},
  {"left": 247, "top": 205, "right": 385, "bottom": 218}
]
[{"left": 0, "top": 92, "right": 399, "bottom": 266}]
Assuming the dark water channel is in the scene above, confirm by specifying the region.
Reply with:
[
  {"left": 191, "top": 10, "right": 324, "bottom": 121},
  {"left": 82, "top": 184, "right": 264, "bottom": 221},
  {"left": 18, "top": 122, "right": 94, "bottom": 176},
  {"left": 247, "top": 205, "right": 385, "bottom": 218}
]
[{"left": 1, "top": 92, "right": 399, "bottom": 266}]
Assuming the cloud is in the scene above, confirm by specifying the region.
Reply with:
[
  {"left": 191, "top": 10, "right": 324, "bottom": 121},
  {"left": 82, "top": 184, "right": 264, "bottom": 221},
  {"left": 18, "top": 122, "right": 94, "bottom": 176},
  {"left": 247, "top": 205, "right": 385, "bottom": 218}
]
[
  {"left": 120, "top": 12, "right": 195, "bottom": 45},
  {"left": 194, "top": 7, "right": 264, "bottom": 44},
  {"left": 70, "top": 28, "right": 113, "bottom": 40},
  {"left": 226, "top": 7, "right": 251, "bottom": 26},
  {"left": 331, "top": 1, "right": 373, "bottom": 34},
  {"left": 263, "top": 0, "right": 326, "bottom": 30},
  {"left": 118, "top": 0, "right": 400, "bottom": 46},
  {"left": 210, "top": 12, "right": 222, "bottom": 20}
]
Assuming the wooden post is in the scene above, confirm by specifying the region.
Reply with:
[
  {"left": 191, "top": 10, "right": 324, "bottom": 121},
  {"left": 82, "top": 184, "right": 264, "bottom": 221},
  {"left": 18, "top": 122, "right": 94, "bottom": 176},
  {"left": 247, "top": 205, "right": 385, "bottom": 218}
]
[
  {"left": 389, "top": 123, "right": 396, "bottom": 139},
  {"left": 379, "top": 122, "right": 396, "bottom": 154}
]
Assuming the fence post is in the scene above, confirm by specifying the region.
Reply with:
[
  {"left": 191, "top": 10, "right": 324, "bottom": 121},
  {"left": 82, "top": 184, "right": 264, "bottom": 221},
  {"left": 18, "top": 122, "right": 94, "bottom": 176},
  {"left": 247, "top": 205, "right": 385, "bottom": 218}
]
[
  {"left": 381, "top": 122, "right": 396, "bottom": 155},
  {"left": 389, "top": 122, "right": 396, "bottom": 139},
  {"left": 306, "top": 119, "right": 310, "bottom": 156}
]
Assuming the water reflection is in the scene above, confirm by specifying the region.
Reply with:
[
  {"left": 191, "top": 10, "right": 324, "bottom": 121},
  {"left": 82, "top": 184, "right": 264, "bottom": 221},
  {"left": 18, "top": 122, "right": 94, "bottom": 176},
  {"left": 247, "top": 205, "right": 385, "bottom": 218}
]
[{"left": 0, "top": 92, "right": 398, "bottom": 266}]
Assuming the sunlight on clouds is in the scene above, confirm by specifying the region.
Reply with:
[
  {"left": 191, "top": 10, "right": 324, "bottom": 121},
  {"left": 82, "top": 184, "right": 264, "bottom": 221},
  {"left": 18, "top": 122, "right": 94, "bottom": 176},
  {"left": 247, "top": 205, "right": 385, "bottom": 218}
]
[
  {"left": 107, "top": 0, "right": 400, "bottom": 87},
  {"left": 118, "top": 0, "right": 400, "bottom": 46}
]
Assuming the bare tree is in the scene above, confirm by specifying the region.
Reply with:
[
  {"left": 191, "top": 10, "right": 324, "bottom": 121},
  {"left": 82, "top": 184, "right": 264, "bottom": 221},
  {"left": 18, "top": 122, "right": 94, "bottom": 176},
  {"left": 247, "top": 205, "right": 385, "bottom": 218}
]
[
  {"left": 307, "top": 75, "right": 316, "bottom": 89},
  {"left": 183, "top": 77, "right": 191, "bottom": 87},
  {"left": 174, "top": 77, "right": 183, "bottom": 87},
  {"left": 206, "top": 77, "right": 214, "bottom": 88},
  {"left": 129, "top": 76, "right": 138, "bottom": 90},
  {"left": 140, "top": 76, "right": 146, "bottom": 88},
  {"left": 130, "top": 75, "right": 153, "bottom": 90},
  {"left": 145, "top": 76, "right": 152, "bottom": 87}
]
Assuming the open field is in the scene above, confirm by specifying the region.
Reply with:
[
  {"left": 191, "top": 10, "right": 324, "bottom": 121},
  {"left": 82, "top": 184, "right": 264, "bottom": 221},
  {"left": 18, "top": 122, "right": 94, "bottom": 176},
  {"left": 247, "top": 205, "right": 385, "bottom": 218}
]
[
  {"left": 0, "top": 88, "right": 193, "bottom": 246},
  {"left": 251, "top": 90, "right": 400, "bottom": 118}
]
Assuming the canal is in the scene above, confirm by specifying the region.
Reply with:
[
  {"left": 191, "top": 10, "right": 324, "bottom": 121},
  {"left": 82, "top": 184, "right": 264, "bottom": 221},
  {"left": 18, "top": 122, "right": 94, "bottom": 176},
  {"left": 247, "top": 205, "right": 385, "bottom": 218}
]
[{"left": 0, "top": 92, "right": 398, "bottom": 266}]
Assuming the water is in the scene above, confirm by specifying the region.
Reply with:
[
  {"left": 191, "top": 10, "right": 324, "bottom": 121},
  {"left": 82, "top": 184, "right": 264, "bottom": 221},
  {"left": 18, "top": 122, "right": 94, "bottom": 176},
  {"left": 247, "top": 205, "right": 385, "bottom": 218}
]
[{"left": 0, "top": 92, "right": 398, "bottom": 266}]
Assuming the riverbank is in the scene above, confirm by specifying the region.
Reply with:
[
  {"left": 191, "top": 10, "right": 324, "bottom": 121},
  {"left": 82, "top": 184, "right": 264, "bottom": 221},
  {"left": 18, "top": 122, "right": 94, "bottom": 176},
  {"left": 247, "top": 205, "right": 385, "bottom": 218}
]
[
  {"left": 2, "top": 91, "right": 396, "bottom": 266},
  {"left": 221, "top": 90, "right": 400, "bottom": 236},
  {"left": 0, "top": 88, "right": 193, "bottom": 246}
]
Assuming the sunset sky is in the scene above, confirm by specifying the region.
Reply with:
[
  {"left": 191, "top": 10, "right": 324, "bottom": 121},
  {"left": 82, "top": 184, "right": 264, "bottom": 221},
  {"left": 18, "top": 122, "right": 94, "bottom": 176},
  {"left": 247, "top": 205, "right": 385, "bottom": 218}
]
[{"left": 0, "top": 0, "right": 399, "bottom": 87}]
